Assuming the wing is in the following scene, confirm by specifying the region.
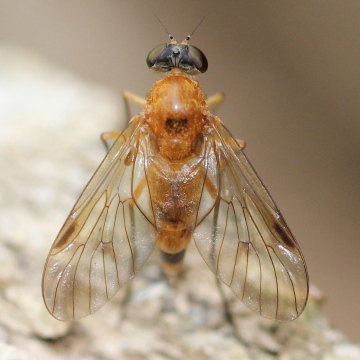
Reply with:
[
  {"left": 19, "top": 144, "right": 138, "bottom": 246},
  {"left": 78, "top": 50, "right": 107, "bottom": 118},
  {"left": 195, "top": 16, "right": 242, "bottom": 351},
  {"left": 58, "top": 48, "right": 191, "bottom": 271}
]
[
  {"left": 42, "top": 116, "right": 157, "bottom": 321},
  {"left": 193, "top": 116, "right": 309, "bottom": 321}
]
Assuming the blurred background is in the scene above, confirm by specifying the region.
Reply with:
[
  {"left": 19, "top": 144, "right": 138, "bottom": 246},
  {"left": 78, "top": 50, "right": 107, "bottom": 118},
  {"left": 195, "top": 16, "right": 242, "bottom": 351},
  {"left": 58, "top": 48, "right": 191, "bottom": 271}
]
[{"left": 1, "top": 0, "right": 359, "bottom": 342}]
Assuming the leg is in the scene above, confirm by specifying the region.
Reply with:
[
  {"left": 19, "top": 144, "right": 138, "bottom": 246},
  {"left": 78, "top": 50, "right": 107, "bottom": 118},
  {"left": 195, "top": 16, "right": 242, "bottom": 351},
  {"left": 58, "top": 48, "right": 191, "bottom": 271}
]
[
  {"left": 123, "top": 90, "right": 146, "bottom": 107},
  {"left": 236, "top": 139, "right": 246, "bottom": 150},
  {"left": 207, "top": 93, "right": 246, "bottom": 149},
  {"left": 100, "top": 131, "right": 122, "bottom": 151},
  {"left": 100, "top": 91, "right": 146, "bottom": 151},
  {"left": 207, "top": 93, "right": 224, "bottom": 114},
  {"left": 123, "top": 91, "right": 146, "bottom": 123},
  {"left": 116, "top": 282, "right": 133, "bottom": 324},
  {"left": 215, "top": 277, "right": 242, "bottom": 343}
]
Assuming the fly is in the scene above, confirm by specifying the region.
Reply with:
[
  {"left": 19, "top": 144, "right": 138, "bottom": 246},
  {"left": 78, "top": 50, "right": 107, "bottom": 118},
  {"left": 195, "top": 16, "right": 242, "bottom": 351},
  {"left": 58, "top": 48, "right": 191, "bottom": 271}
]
[{"left": 42, "top": 32, "right": 309, "bottom": 322}]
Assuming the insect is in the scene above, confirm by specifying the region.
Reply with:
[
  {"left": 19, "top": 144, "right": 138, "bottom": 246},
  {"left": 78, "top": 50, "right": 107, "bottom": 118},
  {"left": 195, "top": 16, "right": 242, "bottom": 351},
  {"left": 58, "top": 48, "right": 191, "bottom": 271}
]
[{"left": 42, "top": 33, "right": 309, "bottom": 323}]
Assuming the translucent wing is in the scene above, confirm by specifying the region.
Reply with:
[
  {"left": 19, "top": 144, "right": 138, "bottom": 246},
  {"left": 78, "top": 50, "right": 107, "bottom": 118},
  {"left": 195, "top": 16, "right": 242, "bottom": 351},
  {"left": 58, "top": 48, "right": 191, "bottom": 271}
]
[
  {"left": 42, "top": 117, "right": 157, "bottom": 321},
  {"left": 194, "top": 116, "right": 309, "bottom": 321}
]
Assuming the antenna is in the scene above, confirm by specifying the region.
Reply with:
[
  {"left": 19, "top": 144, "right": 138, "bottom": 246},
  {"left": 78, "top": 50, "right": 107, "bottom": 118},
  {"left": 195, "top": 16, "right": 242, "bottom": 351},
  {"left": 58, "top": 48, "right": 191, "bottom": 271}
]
[
  {"left": 186, "top": 15, "right": 207, "bottom": 41},
  {"left": 152, "top": 12, "right": 208, "bottom": 44},
  {"left": 152, "top": 12, "right": 174, "bottom": 42}
]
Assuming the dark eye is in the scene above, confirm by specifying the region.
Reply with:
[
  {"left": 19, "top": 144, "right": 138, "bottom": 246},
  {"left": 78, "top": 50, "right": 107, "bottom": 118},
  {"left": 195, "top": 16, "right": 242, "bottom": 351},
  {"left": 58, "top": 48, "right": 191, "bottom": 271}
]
[
  {"left": 187, "top": 45, "right": 208, "bottom": 73},
  {"left": 146, "top": 43, "right": 167, "bottom": 69}
]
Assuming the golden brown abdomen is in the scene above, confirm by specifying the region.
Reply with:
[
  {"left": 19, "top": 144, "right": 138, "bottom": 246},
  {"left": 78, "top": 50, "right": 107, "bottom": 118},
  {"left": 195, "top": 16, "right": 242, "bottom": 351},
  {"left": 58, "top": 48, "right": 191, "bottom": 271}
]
[{"left": 146, "top": 149, "right": 206, "bottom": 276}]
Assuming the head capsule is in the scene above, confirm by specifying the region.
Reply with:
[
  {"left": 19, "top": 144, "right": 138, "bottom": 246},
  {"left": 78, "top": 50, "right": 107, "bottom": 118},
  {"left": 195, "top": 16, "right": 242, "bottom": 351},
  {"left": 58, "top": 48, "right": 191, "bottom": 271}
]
[{"left": 146, "top": 36, "right": 208, "bottom": 75}]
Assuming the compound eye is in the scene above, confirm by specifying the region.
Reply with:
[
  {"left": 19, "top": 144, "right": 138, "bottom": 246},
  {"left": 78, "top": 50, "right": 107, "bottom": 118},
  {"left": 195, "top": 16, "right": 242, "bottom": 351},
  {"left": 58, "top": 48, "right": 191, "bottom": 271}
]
[
  {"left": 146, "top": 43, "right": 167, "bottom": 69},
  {"left": 188, "top": 45, "right": 208, "bottom": 73}
]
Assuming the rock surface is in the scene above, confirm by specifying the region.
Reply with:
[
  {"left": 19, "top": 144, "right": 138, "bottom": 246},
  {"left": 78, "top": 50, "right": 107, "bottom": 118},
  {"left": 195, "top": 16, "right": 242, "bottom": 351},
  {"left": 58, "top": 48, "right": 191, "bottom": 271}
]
[{"left": 0, "top": 45, "right": 359, "bottom": 359}]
